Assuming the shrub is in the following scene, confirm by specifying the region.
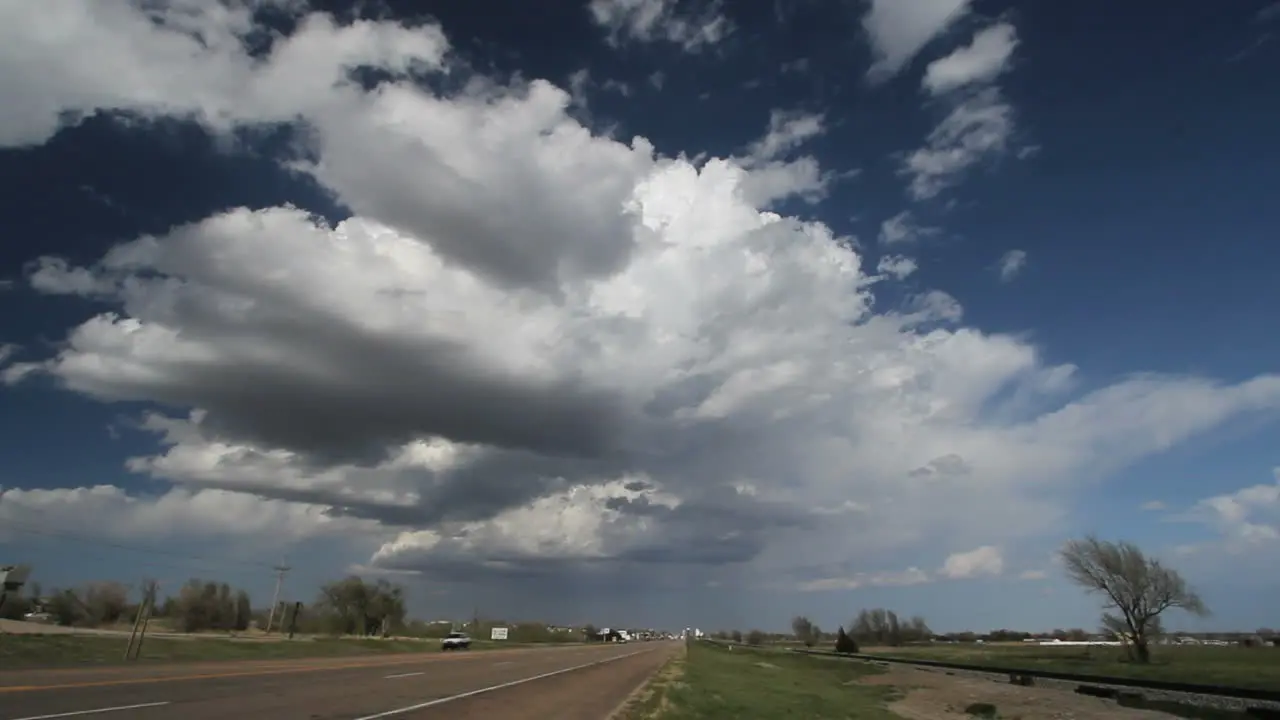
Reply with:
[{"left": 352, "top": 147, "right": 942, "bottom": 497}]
[
  {"left": 835, "top": 625, "right": 859, "bottom": 654},
  {"left": 964, "top": 702, "right": 998, "bottom": 718}
]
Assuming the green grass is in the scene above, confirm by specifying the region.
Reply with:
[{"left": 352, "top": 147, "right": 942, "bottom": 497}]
[
  {"left": 622, "top": 641, "right": 898, "bottom": 719},
  {"left": 0, "top": 633, "right": 519, "bottom": 669},
  {"left": 863, "top": 643, "right": 1280, "bottom": 691}
]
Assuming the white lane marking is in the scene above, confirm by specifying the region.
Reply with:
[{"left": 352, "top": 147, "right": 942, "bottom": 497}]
[
  {"left": 351, "top": 649, "right": 648, "bottom": 720},
  {"left": 384, "top": 672, "right": 424, "bottom": 679},
  {"left": 10, "top": 702, "right": 171, "bottom": 720}
]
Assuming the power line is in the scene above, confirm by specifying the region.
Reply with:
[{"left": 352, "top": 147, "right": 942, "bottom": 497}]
[
  {"left": 0, "top": 516, "right": 275, "bottom": 570},
  {"left": 0, "top": 534, "right": 274, "bottom": 586}
]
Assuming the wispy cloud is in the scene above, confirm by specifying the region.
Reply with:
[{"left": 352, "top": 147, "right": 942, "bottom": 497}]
[
  {"left": 901, "top": 20, "right": 1022, "bottom": 200},
  {"left": 798, "top": 566, "right": 930, "bottom": 592},
  {"left": 902, "top": 88, "right": 1015, "bottom": 200},
  {"left": 878, "top": 210, "right": 938, "bottom": 245},
  {"left": 747, "top": 109, "right": 826, "bottom": 161},
  {"left": 997, "top": 249, "right": 1027, "bottom": 282},
  {"left": 588, "top": 0, "right": 731, "bottom": 52},
  {"left": 922, "top": 22, "right": 1018, "bottom": 96}
]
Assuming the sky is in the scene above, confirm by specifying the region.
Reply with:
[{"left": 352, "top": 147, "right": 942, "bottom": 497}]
[{"left": 1, "top": 0, "right": 1279, "bottom": 636}]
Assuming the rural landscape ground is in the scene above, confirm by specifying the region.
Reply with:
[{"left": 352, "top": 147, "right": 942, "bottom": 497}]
[{"left": 4, "top": 619, "right": 1280, "bottom": 719}]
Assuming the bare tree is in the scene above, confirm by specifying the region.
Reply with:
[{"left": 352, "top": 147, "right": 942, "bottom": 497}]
[
  {"left": 791, "top": 615, "right": 818, "bottom": 647},
  {"left": 1059, "top": 536, "right": 1209, "bottom": 663},
  {"left": 81, "top": 581, "right": 130, "bottom": 626}
]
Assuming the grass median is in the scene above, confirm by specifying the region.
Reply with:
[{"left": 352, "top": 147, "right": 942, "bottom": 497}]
[
  {"left": 619, "top": 641, "right": 897, "bottom": 719},
  {"left": 862, "top": 643, "right": 1280, "bottom": 691},
  {"left": 0, "top": 633, "right": 519, "bottom": 669}
]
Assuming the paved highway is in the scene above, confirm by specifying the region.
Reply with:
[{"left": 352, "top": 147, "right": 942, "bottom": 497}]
[{"left": 0, "top": 641, "right": 680, "bottom": 719}]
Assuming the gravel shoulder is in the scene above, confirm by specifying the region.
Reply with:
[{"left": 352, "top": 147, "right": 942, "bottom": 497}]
[{"left": 861, "top": 664, "right": 1211, "bottom": 720}]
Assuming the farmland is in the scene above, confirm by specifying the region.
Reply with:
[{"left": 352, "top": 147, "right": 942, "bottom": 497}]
[{"left": 863, "top": 642, "right": 1280, "bottom": 691}]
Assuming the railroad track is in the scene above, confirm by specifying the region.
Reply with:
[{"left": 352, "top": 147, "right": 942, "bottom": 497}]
[{"left": 785, "top": 647, "right": 1280, "bottom": 716}]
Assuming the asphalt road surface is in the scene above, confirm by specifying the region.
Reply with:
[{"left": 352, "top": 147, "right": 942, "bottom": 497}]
[{"left": 0, "top": 641, "right": 680, "bottom": 720}]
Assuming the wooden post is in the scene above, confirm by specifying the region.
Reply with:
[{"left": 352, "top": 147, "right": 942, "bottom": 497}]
[{"left": 124, "top": 598, "right": 147, "bottom": 660}]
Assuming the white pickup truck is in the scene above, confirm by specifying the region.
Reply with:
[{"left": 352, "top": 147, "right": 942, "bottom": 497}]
[{"left": 441, "top": 631, "right": 472, "bottom": 651}]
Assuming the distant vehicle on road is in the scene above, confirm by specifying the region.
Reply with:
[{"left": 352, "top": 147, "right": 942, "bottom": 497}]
[{"left": 441, "top": 631, "right": 472, "bottom": 651}]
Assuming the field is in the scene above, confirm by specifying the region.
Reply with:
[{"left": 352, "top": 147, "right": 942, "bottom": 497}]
[
  {"left": 619, "top": 641, "right": 898, "bottom": 719},
  {"left": 0, "top": 632, "right": 509, "bottom": 669},
  {"left": 863, "top": 642, "right": 1280, "bottom": 691}
]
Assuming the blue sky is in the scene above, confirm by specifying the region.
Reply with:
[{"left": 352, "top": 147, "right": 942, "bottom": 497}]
[{"left": 1, "top": 0, "right": 1279, "bottom": 635}]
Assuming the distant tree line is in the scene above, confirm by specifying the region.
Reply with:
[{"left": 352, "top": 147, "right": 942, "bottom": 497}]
[
  {"left": 2, "top": 581, "right": 137, "bottom": 628},
  {"left": 848, "top": 608, "right": 931, "bottom": 646},
  {"left": 1, "top": 572, "right": 624, "bottom": 645},
  {"left": 773, "top": 537, "right": 1245, "bottom": 665},
  {"left": 2, "top": 575, "right": 408, "bottom": 637},
  {"left": 158, "top": 580, "right": 254, "bottom": 633}
]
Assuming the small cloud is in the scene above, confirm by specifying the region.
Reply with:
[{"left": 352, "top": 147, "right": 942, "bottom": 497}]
[
  {"left": 878, "top": 210, "right": 937, "bottom": 245},
  {"left": 1140, "top": 500, "right": 1167, "bottom": 511},
  {"left": 346, "top": 563, "right": 421, "bottom": 577},
  {"left": 876, "top": 254, "right": 917, "bottom": 280},
  {"left": 862, "top": 0, "right": 972, "bottom": 83},
  {"left": 922, "top": 22, "right": 1018, "bottom": 96},
  {"left": 1176, "top": 468, "right": 1280, "bottom": 552},
  {"left": 798, "top": 566, "right": 929, "bottom": 592},
  {"left": 909, "top": 453, "right": 972, "bottom": 478},
  {"left": 567, "top": 69, "right": 591, "bottom": 108},
  {"left": 0, "top": 343, "right": 18, "bottom": 364},
  {"left": 747, "top": 109, "right": 825, "bottom": 162},
  {"left": 602, "top": 78, "right": 632, "bottom": 97},
  {"left": 939, "top": 545, "right": 1003, "bottom": 579},
  {"left": 1257, "top": 2, "right": 1280, "bottom": 23},
  {"left": 780, "top": 57, "right": 810, "bottom": 74},
  {"left": 648, "top": 71, "right": 665, "bottom": 90},
  {"left": 1016, "top": 144, "right": 1041, "bottom": 160},
  {"left": 997, "top": 249, "right": 1027, "bottom": 282},
  {"left": 1018, "top": 569, "right": 1047, "bottom": 580}
]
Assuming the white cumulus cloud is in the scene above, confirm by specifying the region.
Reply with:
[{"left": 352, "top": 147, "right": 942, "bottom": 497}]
[{"left": 3, "top": 0, "right": 1280, "bottom": 597}]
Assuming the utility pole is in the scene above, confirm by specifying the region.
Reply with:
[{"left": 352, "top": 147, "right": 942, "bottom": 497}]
[
  {"left": 127, "top": 580, "right": 158, "bottom": 661},
  {"left": 287, "top": 601, "right": 302, "bottom": 639},
  {"left": 265, "top": 561, "right": 290, "bottom": 633}
]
